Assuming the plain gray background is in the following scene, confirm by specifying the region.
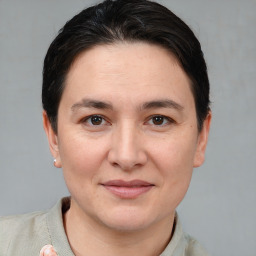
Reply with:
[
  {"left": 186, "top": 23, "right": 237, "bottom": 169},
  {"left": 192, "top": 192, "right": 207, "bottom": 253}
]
[{"left": 0, "top": 0, "right": 255, "bottom": 255}]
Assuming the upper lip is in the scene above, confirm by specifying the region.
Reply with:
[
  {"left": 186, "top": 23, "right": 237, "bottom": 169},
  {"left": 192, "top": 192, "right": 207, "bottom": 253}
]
[{"left": 102, "top": 179, "right": 154, "bottom": 187}]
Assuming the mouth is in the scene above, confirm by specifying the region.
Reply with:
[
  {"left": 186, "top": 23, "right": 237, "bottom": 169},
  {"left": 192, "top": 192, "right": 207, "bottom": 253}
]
[{"left": 101, "top": 179, "right": 154, "bottom": 199}]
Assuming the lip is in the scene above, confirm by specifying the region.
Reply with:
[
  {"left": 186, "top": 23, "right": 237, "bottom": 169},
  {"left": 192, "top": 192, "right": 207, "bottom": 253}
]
[{"left": 101, "top": 179, "right": 154, "bottom": 199}]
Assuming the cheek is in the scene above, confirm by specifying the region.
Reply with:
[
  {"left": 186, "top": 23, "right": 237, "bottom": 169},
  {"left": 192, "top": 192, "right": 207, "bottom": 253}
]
[
  {"left": 58, "top": 132, "right": 110, "bottom": 184},
  {"left": 151, "top": 144, "right": 195, "bottom": 211},
  {"left": 151, "top": 132, "right": 197, "bottom": 172},
  {"left": 149, "top": 131, "right": 197, "bottom": 197}
]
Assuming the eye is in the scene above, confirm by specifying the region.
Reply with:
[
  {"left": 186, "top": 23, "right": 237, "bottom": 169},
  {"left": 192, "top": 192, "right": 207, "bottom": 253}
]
[
  {"left": 82, "top": 115, "right": 108, "bottom": 126},
  {"left": 147, "top": 115, "right": 173, "bottom": 126}
]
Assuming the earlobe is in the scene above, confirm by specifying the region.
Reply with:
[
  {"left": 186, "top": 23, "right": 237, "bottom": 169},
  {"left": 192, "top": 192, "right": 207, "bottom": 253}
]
[
  {"left": 43, "top": 111, "right": 62, "bottom": 168},
  {"left": 193, "top": 112, "right": 212, "bottom": 168}
]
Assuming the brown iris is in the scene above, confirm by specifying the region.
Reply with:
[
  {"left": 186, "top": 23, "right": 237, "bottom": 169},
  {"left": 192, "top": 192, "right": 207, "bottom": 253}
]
[
  {"left": 152, "top": 116, "right": 165, "bottom": 125},
  {"left": 91, "top": 115, "right": 103, "bottom": 125}
]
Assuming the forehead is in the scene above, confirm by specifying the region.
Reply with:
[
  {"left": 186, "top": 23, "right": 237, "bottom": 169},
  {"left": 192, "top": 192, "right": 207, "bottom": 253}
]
[{"left": 63, "top": 42, "right": 194, "bottom": 109}]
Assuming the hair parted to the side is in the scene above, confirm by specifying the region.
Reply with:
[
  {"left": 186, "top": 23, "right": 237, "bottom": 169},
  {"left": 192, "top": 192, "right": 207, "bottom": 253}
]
[{"left": 42, "top": 0, "right": 210, "bottom": 133}]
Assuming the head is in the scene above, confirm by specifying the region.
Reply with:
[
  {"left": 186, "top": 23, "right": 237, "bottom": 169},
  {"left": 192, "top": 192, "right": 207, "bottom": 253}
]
[
  {"left": 42, "top": 0, "right": 210, "bottom": 134},
  {"left": 42, "top": 0, "right": 211, "bottom": 233}
]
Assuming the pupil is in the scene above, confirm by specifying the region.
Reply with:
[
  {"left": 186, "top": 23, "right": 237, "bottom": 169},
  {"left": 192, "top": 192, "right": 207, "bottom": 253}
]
[
  {"left": 91, "top": 116, "right": 102, "bottom": 125},
  {"left": 153, "top": 116, "right": 163, "bottom": 125}
]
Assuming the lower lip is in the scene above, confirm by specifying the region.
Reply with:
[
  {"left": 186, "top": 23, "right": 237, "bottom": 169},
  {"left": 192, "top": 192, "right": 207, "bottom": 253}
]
[{"left": 103, "top": 185, "right": 153, "bottom": 199}]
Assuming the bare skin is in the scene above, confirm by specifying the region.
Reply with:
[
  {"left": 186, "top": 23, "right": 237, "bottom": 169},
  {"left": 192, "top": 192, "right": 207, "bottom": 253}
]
[{"left": 64, "top": 200, "right": 174, "bottom": 256}]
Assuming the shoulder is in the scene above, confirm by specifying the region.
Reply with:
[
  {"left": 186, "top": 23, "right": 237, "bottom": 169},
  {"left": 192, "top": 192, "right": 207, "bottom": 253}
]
[
  {"left": 161, "top": 213, "right": 210, "bottom": 256},
  {"left": 183, "top": 233, "right": 210, "bottom": 256},
  {"left": 0, "top": 198, "right": 69, "bottom": 256},
  {"left": 0, "top": 210, "right": 46, "bottom": 228},
  {"left": 0, "top": 210, "right": 50, "bottom": 255}
]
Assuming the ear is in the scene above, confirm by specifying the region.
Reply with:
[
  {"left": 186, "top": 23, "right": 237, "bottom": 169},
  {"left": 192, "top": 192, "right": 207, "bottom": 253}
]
[
  {"left": 193, "top": 111, "right": 212, "bottom": 168},
  {"left": 43, "top": 111, "right": 62, "bottom": 168}
]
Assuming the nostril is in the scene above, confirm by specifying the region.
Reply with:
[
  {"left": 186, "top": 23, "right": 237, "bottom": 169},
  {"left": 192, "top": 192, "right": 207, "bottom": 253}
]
[{"left": 112, "top": 162, "right": 119, "bottom": 168}]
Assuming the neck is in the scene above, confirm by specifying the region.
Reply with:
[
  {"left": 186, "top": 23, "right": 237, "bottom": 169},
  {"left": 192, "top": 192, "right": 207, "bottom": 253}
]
[{"left": 63, "top": 199, "right": 175, "bottom": 256}]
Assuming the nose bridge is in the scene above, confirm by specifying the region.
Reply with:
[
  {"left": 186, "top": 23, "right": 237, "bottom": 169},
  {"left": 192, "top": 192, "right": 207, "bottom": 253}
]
[
  {"left": 118, "top": 120, "right": 137, "bottom": 158},
  {"left": 108, "top": 119, "right": 146, "bottom": 170}
]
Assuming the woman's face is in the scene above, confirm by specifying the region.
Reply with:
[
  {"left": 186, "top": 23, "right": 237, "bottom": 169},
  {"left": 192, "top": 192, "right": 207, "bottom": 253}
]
[{"left": 44, "top": 42, "right": 210, "bottom": 231}]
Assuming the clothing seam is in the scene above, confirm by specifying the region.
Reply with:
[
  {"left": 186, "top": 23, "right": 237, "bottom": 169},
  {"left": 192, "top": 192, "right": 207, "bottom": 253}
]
[{"left": 46, "top": 213, "right": 53, "bottom": 245}]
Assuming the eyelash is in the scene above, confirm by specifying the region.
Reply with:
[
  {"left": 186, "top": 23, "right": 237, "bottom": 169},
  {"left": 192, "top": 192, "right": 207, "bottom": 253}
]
[
  {"left": 81, "top": 114, "right": 175, "bottom": 127},
  {"left": 81, "top": 115, "right": 109, "bottom": 126},
  {"left": 146, "top": 115, "right": 175, "bottom": 126}
]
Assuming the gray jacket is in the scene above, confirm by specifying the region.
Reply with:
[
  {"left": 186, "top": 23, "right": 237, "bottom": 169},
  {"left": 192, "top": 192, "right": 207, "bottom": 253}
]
[{"left": 0, "top": 197, "right": 209, "bottom": 256}]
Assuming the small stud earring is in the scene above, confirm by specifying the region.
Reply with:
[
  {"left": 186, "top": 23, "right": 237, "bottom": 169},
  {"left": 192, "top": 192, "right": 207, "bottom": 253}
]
[{"left": 53, "top": 159, "right": 57, "bottom": 167}]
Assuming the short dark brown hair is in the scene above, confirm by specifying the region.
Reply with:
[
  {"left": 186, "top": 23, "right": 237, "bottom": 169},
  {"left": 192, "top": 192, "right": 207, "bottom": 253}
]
[{"left": 42, "top": 0, "right": 210, "bottom": 133}]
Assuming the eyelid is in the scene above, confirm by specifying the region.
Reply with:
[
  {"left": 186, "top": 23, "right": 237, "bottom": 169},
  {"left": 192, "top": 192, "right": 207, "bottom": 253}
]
[
  {"left": 81, "top": 114, "right": 111, "bottom": 126},
  {"left": 80, "top": 114, "right": 175, "bottom": 127},
  {"left": 145, "top": 114, "right": 175, "bottom": 126}
]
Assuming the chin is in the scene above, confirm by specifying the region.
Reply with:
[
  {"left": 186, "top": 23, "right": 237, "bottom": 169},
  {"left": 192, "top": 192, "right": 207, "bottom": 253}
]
[
  {"left": 103, "top": 218, "right": 151, "bottom": 232},
  {"left": 97, "top": 206, "right": 156, "bottom": 232}
]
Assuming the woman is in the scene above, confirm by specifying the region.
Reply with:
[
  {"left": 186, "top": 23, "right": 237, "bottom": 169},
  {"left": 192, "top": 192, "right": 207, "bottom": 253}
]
[{"left": 0, "top": 0, "right": 211, "bottom": 255}]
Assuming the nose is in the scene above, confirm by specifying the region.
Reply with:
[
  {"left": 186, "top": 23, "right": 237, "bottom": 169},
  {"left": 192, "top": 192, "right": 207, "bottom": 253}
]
[{"left": 107, "top": 122, "right": 147, "bottom": 171}]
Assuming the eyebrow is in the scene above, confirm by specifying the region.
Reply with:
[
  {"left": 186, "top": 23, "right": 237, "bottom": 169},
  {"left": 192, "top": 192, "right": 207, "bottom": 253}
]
[
  {"left": 71, "top": 99, "right": 113, "bottom": 111},
  {"left": 71, "top": 98, "right": 183, "bottom": 112},
  {"left": 141, "top": 99, "right": 184, "bottom": 111}
]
